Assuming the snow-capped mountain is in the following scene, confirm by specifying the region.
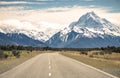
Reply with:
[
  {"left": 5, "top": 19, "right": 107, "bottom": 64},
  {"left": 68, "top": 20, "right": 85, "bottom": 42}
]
[
  {"left": 0, "top": 12, "right": 120, "bottom": 48},
  {"left": 69, "top": 11, "right": 120, "bottom": 36},
  {"left": 0, "top": 27, "right": 49, "bottom": 42},
  {"left": 0, "top": 20, "right": 64, "bottom": 42},
  {"left": 46, "top": 12, "right": 120, "bottom": 48},
  {"left": 0, "top": 32, "right": 46, "bottom": 46}
]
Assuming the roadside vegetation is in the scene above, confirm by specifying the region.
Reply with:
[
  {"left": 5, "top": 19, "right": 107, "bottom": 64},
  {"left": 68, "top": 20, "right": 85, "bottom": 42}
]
[
  {"left": 0, "top": 45, "right": 45, "bottom": 74},
  {"left": 0, "top": 45, "right": 120, "bottom": 77},
  {"left": 61, "top": 48, "right": 120, "bottom": 77}
]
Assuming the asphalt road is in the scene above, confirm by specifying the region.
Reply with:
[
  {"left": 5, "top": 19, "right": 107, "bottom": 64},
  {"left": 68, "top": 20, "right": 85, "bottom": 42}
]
[{"left": 0, "top": 53, "right": 118, "bottom": 78}]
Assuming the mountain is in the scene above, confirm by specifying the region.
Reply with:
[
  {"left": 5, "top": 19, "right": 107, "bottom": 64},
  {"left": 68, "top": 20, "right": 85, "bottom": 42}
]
[
  {"left": 46, "top": 12, "right": 120, "bottom": 48},
  {"left": 0, "top": 19, "right": 66, "bottom": 47},
  {"left": 0, "top": 20, "right": 65, "bottom": 42},
  {"left": 0, "top": 20, "right": 49, "bottom": 42},
  {"left": 0, "top": 33, "right": 17, "bottom": 46},
  {"left": 0, "top": 32, "right": 46, "bottom": 47}
]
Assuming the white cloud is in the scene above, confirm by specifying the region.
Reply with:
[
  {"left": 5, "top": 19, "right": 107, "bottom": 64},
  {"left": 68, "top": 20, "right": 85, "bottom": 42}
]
[
  {"left": 84, "top": 0, "right": 94, "bottom": 1},
  {"left": 0, "top": 1, "right": 45, "bottom": 5},
  {"left": 0, "top": 6, "right": 120, "bottom": 26},
  {"left": 89, "top": 5, "right": 95, "bottom": 8},
  {"left": 0, "top": 19, "right": 67, "bottom": 38},
  {"left": 0, "top": 1, "right": 32, "bottom": 4},
  {"left": 0, "top": 19, "right": 36, "bottom": 31},
  {"left": 36, "top": 0, "right": 54, "bottom": 1},
  {"left": 0, "top": 7, "right": 24, "bottom": 11}
]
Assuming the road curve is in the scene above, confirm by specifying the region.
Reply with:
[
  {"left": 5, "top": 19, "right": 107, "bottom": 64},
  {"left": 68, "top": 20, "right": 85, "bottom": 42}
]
[{"left": 0, "top": 53, "right": 118, "bottom": 78}]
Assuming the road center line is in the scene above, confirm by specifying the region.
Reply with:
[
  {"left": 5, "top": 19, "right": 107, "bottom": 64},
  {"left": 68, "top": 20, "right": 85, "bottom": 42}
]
[
  {"left": 48, "top": 57, "right": 51, "bottom": 65},
  {"left": 49, "top": 61, "right": 51, "bottom": 65},
  {"left": 49, "top": 66, "right": 51, "bottom": 69},
  {"left": 49, "top": 73, "right": 52, "bottom": 77}
]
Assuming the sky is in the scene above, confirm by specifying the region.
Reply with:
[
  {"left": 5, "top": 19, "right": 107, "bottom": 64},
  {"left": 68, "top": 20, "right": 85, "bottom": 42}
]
[{"left": 0, "top": 0, "right": 120, "bottom": 27}]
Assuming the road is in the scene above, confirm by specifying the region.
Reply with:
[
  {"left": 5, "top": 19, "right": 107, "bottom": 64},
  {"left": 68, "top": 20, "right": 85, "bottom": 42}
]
[{"left": 0, "top": 53, "right": 117, "bottom": 78}]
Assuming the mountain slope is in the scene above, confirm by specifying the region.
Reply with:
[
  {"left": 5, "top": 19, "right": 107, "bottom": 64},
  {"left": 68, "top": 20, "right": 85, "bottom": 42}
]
[
  {"left": 46, "top": 12, "right": 120, "bottom": 48},
  {"left": 0, "top": 33, "right": 17, "bottom": 46},
  {"left": 0, "top": 32, "right": 46, "bottom": 47},
  {"left": 0, "top": 20, "right": 65, "bottom": 42}
]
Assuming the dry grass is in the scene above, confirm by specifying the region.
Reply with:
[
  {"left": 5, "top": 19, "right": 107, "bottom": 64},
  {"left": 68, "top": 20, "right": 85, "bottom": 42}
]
[
  {"left": 87, "top": 50, "right": 120, "bottom": 60},
  {"left": 0, "top": 50, "right": 43, "bottom": 74},
  {"left": 61, "top": 51, "right": 120, "bottom": 77}
]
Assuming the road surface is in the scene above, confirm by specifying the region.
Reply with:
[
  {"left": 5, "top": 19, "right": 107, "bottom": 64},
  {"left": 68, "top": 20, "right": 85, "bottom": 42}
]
[{"left": 0, "top": 53, "right": 117, "bottom": 78}]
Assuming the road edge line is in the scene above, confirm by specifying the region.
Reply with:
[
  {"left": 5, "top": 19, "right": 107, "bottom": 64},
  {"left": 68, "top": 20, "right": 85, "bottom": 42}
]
[{"left": 61, "top": 54, "right": 118, "bottom": 78}]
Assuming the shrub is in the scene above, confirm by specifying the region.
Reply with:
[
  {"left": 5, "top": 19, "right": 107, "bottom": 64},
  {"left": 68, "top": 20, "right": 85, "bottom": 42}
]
[
  {"left": 80, "top": 51, "right": 88, "bottom": 55},
  {"left": 27, "top": 51, "right": 30, "bottom": 54},
  {"left": 4, "top": 54, "right": 9, "bottom": 59},
  {"left": 12, "top": 50, "right": 21, "bottom": 58},
  {"left": 0, "top": 50, "right": 9, "bottom": 59},
  {"left": 99, "top": 51, "right": 104, "bottom": 55},
  {"left": 89, "top": 54, "right": 93, "bottom": 57},
  {"left": 0, "top": 49, "right": 4, "bottom": 59},
  {"left": 92, "top": 52, "right": 99, "bottom": 55}
]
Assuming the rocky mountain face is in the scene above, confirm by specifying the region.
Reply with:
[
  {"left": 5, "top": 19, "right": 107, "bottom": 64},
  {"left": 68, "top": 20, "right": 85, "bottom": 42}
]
[
  {"left": 0, "top": 32, "right": 46, "bottom": 47},
  {"left": 46, "top": 12, "right": 120, "bottom": 48}
]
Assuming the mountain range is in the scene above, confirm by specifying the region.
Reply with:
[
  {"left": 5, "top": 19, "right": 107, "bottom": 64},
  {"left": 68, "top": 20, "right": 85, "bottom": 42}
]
[
  {"left": 0, "top": 11, "right": 120, "bottom": 48},
  {"left": 0, "top": 32, "right": 46, "bottom": 47}
]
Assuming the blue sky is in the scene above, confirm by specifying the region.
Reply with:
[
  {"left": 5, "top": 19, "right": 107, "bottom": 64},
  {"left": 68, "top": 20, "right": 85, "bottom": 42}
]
[{"left": 0, "top": 0, "right": 120, "bottom": 25}]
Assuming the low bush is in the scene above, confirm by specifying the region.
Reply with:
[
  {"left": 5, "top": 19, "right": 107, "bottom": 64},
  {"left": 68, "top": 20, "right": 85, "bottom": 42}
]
[
  {"left": 0, "top": 49, "right": 4, "bottom": 59},
  {"left": 80, "top": 51, "right": 88, "bottom": 55},
  {"left": 89, "top": 54, "right": 93, "bottom": 57},
  {"left": 0, "top": 50, "right": 9, "bottom": 59},
  {"left": 12, "top": 50, "right": 21, "bottom": 58}
]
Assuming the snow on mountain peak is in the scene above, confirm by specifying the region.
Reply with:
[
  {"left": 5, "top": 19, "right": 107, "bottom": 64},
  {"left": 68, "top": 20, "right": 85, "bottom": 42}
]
[
  {"left": 61, "top": 11, "right": 120, "bottom": 39},
  {"left": 80, "top": 11, "right": 99, "bottom": 20},
  {"left": 46, "top": 12, "right": 120, "bottom": 48},
  {"left": 68, "top": 11, "right": 120, "bottom": 36},
  {"left": 0, "top": 19, "right": 59, "bottom": 42},
  {"left": 69, "top": 11, "right": 109, "bottom": 28}
]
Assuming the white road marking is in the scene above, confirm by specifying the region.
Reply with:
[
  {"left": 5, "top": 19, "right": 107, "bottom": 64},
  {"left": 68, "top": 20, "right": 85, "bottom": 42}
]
[
  {"left": 49, "top": 73, "right": 52, "bottom": 77},
  {"left": 49, "top": 66, "right": 51, "bottom": 69},
  {"left": 49, "top": 57, "right": 51, "bottom": 65},
  {"left": 62, "top": 55, "right": 118, "bottom": 78},
  {"left": 49, "top": 61, "right": 51, "bottom": 65},
  {"left": 48, "top": 54, "right": 52, "bottom": 77},
  {"left": 48, "top": 55, "right": 51, "bottom": 65}
]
